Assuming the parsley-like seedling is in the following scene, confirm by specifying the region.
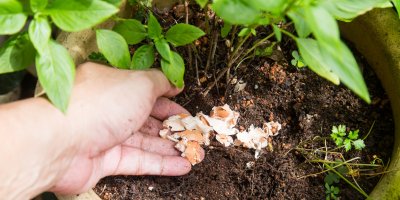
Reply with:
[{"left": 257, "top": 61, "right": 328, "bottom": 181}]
[{"left": 330, "top": 125, "right": 365, "bottom": 151}]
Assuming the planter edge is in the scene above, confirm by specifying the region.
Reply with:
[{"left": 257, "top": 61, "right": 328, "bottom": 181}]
[{"left": 340, "top": 8, "right": 400, "bottom": 199}]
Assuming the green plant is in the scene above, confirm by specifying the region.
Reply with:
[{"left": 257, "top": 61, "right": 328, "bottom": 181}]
[
  {"left": 96, "top": 12, "right": 205, "bottom": 88},
  {"left": 196, "top": 0, "right": 400, "bottom": 103},
  {"left": 291, "top": 50, "right": 306, "bottom": 68},
  {"left": 293, "top": 122, "right": 386, "bottom": 199},
  {"left": 331, "top": 125, "right": 366, "bottom": 151},
  {"left": 325, "top": 183, "right": 340, "bottom": 200},
  {"left": 0, "top": 0, "right": 120, "bottom": 112}
]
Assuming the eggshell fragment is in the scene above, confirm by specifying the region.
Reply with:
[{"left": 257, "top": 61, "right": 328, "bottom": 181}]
[
  {"left": 216, "top": 134, "right": 234, "bottom": 147},
  {"left": 178, "top": 130, "right": 204, "bottom": 145},
  {"left": 210, "top": 104, "right": 239, "bottom": 128},
  {"left": 163, "top": 115, "right": 185, "bottom": 132},
  {"left": 182, "top": 141, "right": 204, "bottom": 165},
  {"left": 159, "top": 106, "right": 282, "bottom": 164},
  {"left": 263, "top": 121, "right": 282, "bottom": 136},
  {"left": 159, "top": 129, "right": 170, "bottom": 139}
]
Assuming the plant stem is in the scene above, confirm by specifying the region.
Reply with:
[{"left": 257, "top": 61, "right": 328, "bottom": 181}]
[
  {"left": 309, "top": 159, "right": 382, "bottom": 167},
  {"left": 280, "top": 29, "right": 297, "bottom": 40},
  {"left": 363, "top": 120, "right": 376, "bottom": 140},
  {"left": 325, "top": 164, "right": 369, "bottom": 198}
]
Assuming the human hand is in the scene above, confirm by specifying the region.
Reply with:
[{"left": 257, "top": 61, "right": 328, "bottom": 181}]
[
  {"left": 0, "top": 62, "right": 201, "bottom": 198},
  {"left": 51, "top": 62, "right": 200, "bottom": 194}
]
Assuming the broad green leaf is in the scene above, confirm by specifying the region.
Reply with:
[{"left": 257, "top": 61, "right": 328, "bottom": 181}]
[
  {"left": 30, "top": 0, "right": 47, "bottom": 12},
  {"left": 29, "top": 16, "right": 51, "bottom": 54},
  {"left": 305, "top": 6, "right": 339, "bottom": 42},
  {"left": 113, "top": 19, "right": 147, "bottom": 45},
  {"left": 155, "top": 38, "right": 171, "bottom": 62},
  {"left": 353, "top": 139, "right": 366, "bottom": 150},
  {"left": 131, "top": 44, "right": 155, "bottom": 70},
  {"left": 161, "top": 51, "right": 184, "bottom": 88},
  {"left": 319, "top": 40, "right": 370, "bottom": 103},
  {"left": 287, "top": 7, "right": 311, "bottom": 38},
  {"left": 221, "top": 22, "right": 232, "bottom": 38},
  {"left": 247, "top": 0, "right": 287, "bottom": 15},
  {"left": 46, "top": 0, "right": 118, "bottom": 32},
  {"left": 166, "top": 24, "right": 205, "bottom": 46},
  {"left": 195, "top": 0, "right": 208, "bottom": 8},
  {"left": 96, "top": 29, "right": 130, "bottom": 69},
  {"left": 36, "top": 40, "right": 75, "bottom": 113},
  {"left": 0, "top": 34, "right": 35, "bottom": 74},
  {"left": 212, "top": 0, "right": 262, "bottom": 25},
  {"left": 148, "top": 13, "right": 162, "bottom": 40},
  {"left": 272, "top": 24, "right": 282, "bottom": 42},
  {"left": 0, "top": 0, "right": 28, "bottom": 35},
  {"left": 393, "top": 0, "right": 400, "bottom": 18},
  {"left": 296, "top": 38, "right": 340, "bottom": 84},
  {"left": 101, "top": 0, "right": 122, "bottom": 6},
  {"left": 321, "top": 0, "right": 390, "bottom": 21}
]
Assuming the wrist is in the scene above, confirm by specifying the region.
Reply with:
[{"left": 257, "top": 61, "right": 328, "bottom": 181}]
[{"left": 0, "top": 98, "right": 73, "bottom": 199}]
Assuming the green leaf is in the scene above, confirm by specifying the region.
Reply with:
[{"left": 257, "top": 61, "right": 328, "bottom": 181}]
[
  {"left": 321, "top": 0, "right": 390, "bottom": 21},
  {"left": 212, "top": 0, "right": 262, "bottom": 25},
  {"left": 305, "top": 6, "right": 339, "bottom": 42},
  {"left": 130, "top": 44, "right": 155, "bottom": 70},
  {"left": 166, "top": 24, "right": 205, "bottom": 46},
  {"left": 101, "top": 0, "right": 122, "bottom": 6},
  {"left": 148, "top": 13, "right": 162, "bottom": 40},
  {"left": 96, "top": 29, "right": 130, "bottom": 69},
  {"left": 195, "top": 0, "right": 208, "bottom": 8},
  {"left": 319, "top": 40, "right": 371, "bottom": 103},
  {"left": 36, "top": 40, "right": 75, "bottom": 113},
  {"left": 46, "top": 0, "right": 118, "bottom": 32},
  {"left": 238, "top": 28, "right": 251, "bottom": 37},
  {"left": 394, "top": 0, "right": 400, "bottom": 18},
  {"left": 344, "top": 139, "right": 352, "bottom": 151},
  {"left": 272, "top": 24, "right": 282, "bottom": 42},
  {"left": 324, "top": 172, "right": 340, "bottom": 185},
  {"left": 221, "top": 22, "right": 232, "bottom": 38},
  {"left": 333, "top": 136, "right": 343, "bottom": 146},
  {"left": 29, "top": 16, "right": 51, "bottom": 54},
  {"left": 30, "top": 0, "right": 48, "bottom": 12},
  {"left": 161, "top": 51, "right": 185, "bottom": 88},
  {"left": 348, "top": 130, "right": 359, "bottom": 140},
  {"left": 113, "top": 19, "right": 147, "bottom": 45},
  {"left": 296, "top": 38, "right": 340, "bottom": 84},
  {"left": 0, "top": 33, "right": 35, "bottom": 74},
  {"left": 0, "top": 0, "right": 28, "bottom": 35},
  {"left": 155, "top": 38, "right": 171, "bottom": 62},
  {"left": 338, "top": 125, "right": 346, "bottom": 134},
  {"left": 287, "top": 7, "right": 311, "bottom": 38},
  {"left": 247, "top": 0, "right": 287, "bottom": 15},
  {"left": 353, "top": 139, "right": 366, "bottom": 150}
]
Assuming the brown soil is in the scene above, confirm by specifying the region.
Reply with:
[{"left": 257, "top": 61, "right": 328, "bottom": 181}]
[{"left": 94, "top": 4, "right": 394, "bottom": 200}]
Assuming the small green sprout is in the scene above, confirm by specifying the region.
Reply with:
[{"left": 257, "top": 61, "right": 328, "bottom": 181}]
[
  {"left": 325, "top": 183, "right": 340, "bottom": 200},
  {"left": 330, "top": 125, "right": 366, "bottom": 151},
  {"left": 291, "top": 50, "right": 306, "bottom": 68}
]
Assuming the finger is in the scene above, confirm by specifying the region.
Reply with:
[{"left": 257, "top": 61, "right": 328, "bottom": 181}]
[
  {"left": 122, "top": 132, "right": 180, "bottom": 156},
  {"left": 109, "top": 146, "right": 192, "bottom": 176},
  {"left": 139, "top": 116, "right": 163, "bottom": 136},
  {"left": 151, "top": 97, "right": 191, "bottom": 121},
  {"left": 145, "top": 70, "right": 183, "bottom": 98}
]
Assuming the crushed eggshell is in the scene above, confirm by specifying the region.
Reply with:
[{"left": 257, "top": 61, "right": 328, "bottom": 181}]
[
  {"left": 182, "top": 141, "right": 203, "bottom": 165},
  {"left": 159, "top": 104, "right": 282, "bottom": 164},
  {"left": 215, "top": 134, "right": 234, "bottom": 147}
]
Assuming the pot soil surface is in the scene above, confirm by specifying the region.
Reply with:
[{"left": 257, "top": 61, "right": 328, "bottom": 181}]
[{"left": 94, "top": 5, "right": 394, "bottom": 200}]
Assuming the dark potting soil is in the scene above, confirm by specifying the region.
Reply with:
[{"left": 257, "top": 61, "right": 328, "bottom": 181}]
[{"left": 94, "top": 4, "right": 394, "bottom": 200}]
